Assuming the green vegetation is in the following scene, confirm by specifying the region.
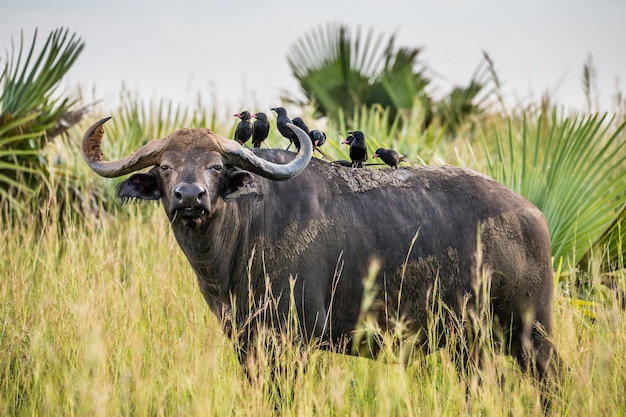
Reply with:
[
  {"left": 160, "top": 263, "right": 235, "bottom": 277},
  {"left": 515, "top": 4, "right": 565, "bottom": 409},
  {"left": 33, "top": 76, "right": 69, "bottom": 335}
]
[
  {"left": 483, "top": 114, "right": 626, "bottom": 275},
  {"left": 286, "top": 23, "right": 432, "bottom": 129},
  {"left": 1, "top": 26, "right": 625, "bottom": 416},
  {"left": 286, "top": 23, "right": 501, "bottom": 137},
  {"left": 0, "top": 28, "right": 87, "bottom": 218}
]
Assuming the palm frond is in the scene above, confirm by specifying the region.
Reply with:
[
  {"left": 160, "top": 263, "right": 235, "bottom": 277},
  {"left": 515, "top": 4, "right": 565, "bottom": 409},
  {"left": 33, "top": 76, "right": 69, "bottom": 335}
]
[
  {"left": 0, "top": 27, "right": 86, "bottom": 219},
  {"left": 286, "top": 23, "right": 429, "bottom": 127},
  {"left": 483, "top": 113, "right": 626, "bottom": 270}
]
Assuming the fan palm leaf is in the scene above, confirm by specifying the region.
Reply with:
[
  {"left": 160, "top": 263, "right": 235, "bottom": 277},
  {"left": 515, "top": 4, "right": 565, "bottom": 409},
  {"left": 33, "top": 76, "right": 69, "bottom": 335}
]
[
  {"left": 483, "top": 113, "right": 626, "bottom": 271},
  {"left": 0, "top": 27, "right": 85, "bottom": 217}
]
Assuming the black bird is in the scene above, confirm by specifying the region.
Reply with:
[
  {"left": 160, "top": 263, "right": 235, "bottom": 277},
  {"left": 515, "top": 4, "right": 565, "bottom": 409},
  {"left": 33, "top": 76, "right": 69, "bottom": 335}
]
[
  {"left": 271, "top": 107, "right": 299, "bottom": 151},
  {"left": 342, "top": 130, "right": 368, "bottom": 168},
  {"left": 310, "top": 129, "right": 326, "bottom": 147},
  {"left": 252, "top": 112, "right": 270, "bottom": 148},
  {"left": 292, "top": 117, "right": 332, "bottom": 160},
  {"left": 373, "top": 147, "right": 406, "bottom": 169},
  {"left": 233, "top": 110, "right": 254, "bottom": 146},
  {"left": 310, "top": 129, "right": 332, "bottom": 160},
  {"left": 291, "top": 117, "right": 310, "bottom": 136}
]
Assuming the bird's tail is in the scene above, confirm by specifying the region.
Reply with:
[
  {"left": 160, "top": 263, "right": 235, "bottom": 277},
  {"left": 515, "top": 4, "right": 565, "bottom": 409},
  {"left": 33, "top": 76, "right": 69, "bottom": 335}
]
[
  {"left": 314, "top": 146, "right": 334, "bottom": 161},
  {"left": 404, "top": 157, "right": 427, "bottom": 166}
]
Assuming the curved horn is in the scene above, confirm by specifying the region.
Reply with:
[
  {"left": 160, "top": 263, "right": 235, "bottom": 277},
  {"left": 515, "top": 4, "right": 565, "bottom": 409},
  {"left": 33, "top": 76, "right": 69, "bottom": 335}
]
[
  {"left": 220, "top": 123, "right": 312, "bottom": 181},
  {"left": 81, "top": 117, "right": 168, "bottom": 178}
]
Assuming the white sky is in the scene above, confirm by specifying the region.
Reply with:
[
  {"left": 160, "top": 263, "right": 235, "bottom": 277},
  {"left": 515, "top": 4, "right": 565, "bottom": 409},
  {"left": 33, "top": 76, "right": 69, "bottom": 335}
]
[{"left": 1, "top": 0, "right": 625, "bottom": 117}]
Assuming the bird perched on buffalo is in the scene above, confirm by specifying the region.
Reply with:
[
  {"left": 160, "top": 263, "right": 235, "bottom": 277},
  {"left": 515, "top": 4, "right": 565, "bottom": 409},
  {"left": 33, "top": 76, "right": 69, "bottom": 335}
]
[
  {"left": 293, "top": 117, "right": 333, "bottom": 160},
  {"left": 252, "top": 112, "right": 270, "bottom": 148},
  {"left": 309, "top": 128, "right": 332, "bottom": 160},
  {"left": 291, "top": 117, "right": 310, "bottom": 136},
  {"left": 342, "top": 130, "right": 368, "bottom": 168},
  {"left": 373, "top": 148, "right": 406, "bottom": 169},
  {"left": 310, "top": 129, "right": 326, "bottom": 147},
  {"left": 234, "top": 110, "right": 254, "bottom": 146},
  {"left": 271, "top": 107, "right": 300, "bottom": 151}
]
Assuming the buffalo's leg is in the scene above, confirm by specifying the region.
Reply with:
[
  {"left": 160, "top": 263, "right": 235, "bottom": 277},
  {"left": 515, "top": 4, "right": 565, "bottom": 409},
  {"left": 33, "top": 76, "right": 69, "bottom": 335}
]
[{"left": 510, "top": 321, "right": 561, "bottom": 412}]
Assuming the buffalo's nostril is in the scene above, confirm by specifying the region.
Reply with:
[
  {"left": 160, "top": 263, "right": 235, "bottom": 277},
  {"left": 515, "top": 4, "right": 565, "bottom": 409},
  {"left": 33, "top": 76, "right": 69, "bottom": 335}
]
[{"left": 173, "top": 183, "right": 207, "bottom": 205}]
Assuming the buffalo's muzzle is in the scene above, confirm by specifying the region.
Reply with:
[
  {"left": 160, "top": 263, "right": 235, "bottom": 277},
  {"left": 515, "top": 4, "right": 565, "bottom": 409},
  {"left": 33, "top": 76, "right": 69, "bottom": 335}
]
[{"left": 171, "top": 182, "right": 209, "bottom": 218}]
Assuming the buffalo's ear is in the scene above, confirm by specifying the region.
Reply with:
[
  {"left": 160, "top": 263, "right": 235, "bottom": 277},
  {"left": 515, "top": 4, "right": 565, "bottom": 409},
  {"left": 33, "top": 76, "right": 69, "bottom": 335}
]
[
  {"left": 117, "top": 172, "right": 161, "bottom": 202},
  {"left": 223, "top": 168, "right": 261, "bottom": 200}
]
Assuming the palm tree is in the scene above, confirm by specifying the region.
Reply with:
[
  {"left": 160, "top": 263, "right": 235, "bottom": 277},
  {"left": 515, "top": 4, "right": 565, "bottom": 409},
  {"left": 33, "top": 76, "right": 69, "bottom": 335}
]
[
  {"left": 0, "top": 27, "right": 87, "bottom": 218},
  {"left": 285, "top": 23, "right": 432, "bottom": 129}
]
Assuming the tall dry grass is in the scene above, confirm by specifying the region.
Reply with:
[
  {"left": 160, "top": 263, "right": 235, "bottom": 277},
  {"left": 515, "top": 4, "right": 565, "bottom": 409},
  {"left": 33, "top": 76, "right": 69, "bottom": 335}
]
[{"left": 1, "top": 203, "right": 625, "bottom": 416}]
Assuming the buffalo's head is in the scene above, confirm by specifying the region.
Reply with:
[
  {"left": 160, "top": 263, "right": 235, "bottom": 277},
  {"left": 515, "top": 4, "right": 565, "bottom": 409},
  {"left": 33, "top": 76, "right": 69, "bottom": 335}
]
[{"left": 81, "top": 117, "right": 312, "bottom": 223}]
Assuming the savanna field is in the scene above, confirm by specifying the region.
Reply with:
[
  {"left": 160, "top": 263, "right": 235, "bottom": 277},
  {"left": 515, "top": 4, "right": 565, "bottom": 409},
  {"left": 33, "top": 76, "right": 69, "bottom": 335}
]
[{"left": 2, "top": 27, "right": 626, "bottom": 416}]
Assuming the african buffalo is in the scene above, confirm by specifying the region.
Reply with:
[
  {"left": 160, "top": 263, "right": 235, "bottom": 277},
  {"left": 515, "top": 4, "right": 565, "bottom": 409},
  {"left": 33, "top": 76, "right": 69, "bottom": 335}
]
[{"left": 81, "top": 117, "right": 559, "bottom": 385}]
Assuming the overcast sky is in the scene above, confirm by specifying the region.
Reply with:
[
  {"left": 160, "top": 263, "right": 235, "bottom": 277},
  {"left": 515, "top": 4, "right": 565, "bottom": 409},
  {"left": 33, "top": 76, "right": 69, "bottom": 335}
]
[{"left": 1, "top": 0, "right": 624, "bottom": 117}]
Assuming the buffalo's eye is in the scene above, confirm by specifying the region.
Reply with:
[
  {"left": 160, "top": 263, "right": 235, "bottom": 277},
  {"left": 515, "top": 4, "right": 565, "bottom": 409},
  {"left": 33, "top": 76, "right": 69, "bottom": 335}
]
[
  {"left": 208, "top": 165, "right": 223, "bottom": 173},
  {"left": 160, "top": 164, "right": 172, "bottom": 173}
]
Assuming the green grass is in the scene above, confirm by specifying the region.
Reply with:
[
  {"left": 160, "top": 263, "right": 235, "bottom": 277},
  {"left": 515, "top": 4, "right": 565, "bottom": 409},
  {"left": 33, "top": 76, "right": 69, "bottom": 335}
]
[{"left": 1, "top": 204, "right": 625, "bottom": 416}]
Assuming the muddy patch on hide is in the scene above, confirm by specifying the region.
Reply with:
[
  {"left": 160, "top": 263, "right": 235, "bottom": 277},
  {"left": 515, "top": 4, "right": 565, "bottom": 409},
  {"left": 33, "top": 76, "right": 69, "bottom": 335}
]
[
  {"left": 334, "top": 167, "right": 410, "bottom": 192},
  {"left": 257, "top": 218, "right": 335, "bottom": 266}
]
